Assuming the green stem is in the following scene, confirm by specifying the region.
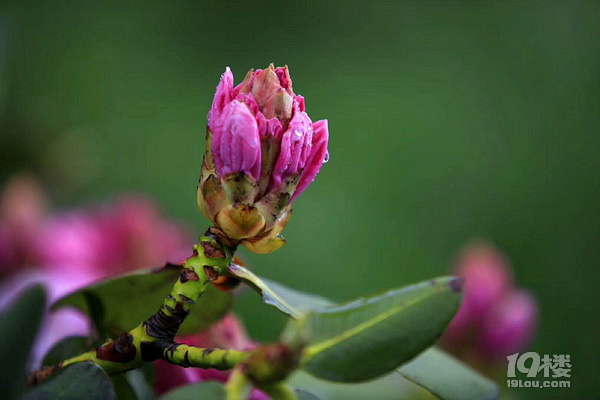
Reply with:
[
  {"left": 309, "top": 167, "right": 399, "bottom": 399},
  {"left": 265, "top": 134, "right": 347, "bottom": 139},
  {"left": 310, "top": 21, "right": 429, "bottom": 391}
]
[
  {"left": 259, "top": 382, "right": 299, "bottom": 400},
  {"left": 225, "top": 366, "right": 251, "bottom": 400},
  {"left": 29, "top": 229, "right": 239, "bottom": 383},
  {"left": 163, "top": 344, "right": 249, "bottom": 370}
]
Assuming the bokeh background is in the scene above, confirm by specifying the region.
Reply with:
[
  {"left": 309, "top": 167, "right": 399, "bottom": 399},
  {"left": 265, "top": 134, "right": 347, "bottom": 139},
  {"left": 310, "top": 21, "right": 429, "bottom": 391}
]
[{"left": 0, "top": 1, "right": 598, "bottom": 398}]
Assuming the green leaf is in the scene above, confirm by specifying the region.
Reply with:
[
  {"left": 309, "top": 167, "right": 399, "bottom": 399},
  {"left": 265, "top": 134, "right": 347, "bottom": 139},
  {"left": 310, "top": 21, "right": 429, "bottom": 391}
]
[
  {"left": 296, "top": 388, "right": 321, "bottom": 400},
  {"left": 158, "top": 381, "right": 225, "bottom": 400},
  {"left": 42, "top": 336, "right": 92, "bottom": 366},
  {"left": 398, "top": 347, "right": 499, "bottom": 400},
  {"left": 111, "top": 374, "right": 138, "bottom": 400},
  {"left": 228, "top": 263, "right": 332, "bottom": 318},
  {"left": 231, "top": 271, "right": 497, "bottom": 398},
  {"left": 289, "top": 370, "right": 424, "bottom": 400},
  {"left": 125, "top": 367, "right": 157, "bottom": 400},
  {"left": 0, "top": 285, "right": 46, "bottom": 400},
  {"left": 22, "top": 362, "right": 116, "bottom": 400},
  {"left": 300, "top": 277, "right": 463, "bottom": 382},
  {"left": 52, "top": 264, "right": 233, "bottom": 336}
]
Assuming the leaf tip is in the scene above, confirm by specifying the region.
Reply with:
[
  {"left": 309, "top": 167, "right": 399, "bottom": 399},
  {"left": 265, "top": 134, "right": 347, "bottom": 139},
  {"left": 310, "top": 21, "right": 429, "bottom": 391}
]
[{"left": 448, "top": 277, "right": 464, "bottom": 293}]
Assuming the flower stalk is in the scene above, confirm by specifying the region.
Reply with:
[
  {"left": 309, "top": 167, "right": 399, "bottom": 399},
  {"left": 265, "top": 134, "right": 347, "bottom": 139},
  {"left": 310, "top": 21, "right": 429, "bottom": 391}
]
[
  {"left": 28, "top": 64, "right": 328, "bottom": 399},
  {"left": 29, "top": 229, "right": 243, "bottom": 382}
]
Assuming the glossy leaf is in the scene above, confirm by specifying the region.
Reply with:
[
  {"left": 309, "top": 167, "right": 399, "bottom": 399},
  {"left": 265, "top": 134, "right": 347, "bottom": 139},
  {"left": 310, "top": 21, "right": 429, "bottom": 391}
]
[
  {"left": 289, "top": 370, "right": 425, "bottom": 400},
  {"left": 228, "top": 263, "right": 332, "bottom": 318},
  {"left": 22, "top": 362, "right": 116, "bottom": 400},
  {"left": 0, "top": 285, "right": 46, "bottom": 400},
  {"left": 398, "top": 347, "right": 499, "bottom": 400},
  {"left": 231, "top": 271, "right": 497, "bottom": 397},
  {"left": 52, "top": 264, "right": 233, "bottom": 336},
  {"left": 300, "top": 277, "right": 463, "bottom": 382},
  {"left": 158, "top": 381, "right": 225, "bottom": 400}
]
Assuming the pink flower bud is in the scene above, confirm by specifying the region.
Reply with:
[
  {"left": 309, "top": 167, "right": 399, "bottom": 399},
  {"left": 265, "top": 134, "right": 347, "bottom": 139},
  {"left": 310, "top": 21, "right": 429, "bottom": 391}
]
[
  {"left": 444, "top": 244, "right": 513, "bottom": 345},
  {"left": 478, "top": 290, "right": 538, "bottom": 359},
  {"left": 200, "top": 65, "right": 329, "bottom": 252},
  {"left": 271, "top": 105, "right": 314, "bottom": 190},
  {"left": 208, "top": 67, "right": 234, "bottom": 129},
  {"left": 292, "top": 119, "right": 329, "bottom": 202},
  {"left": 212, "top": 100, "right": 262, "bottom": 181}
]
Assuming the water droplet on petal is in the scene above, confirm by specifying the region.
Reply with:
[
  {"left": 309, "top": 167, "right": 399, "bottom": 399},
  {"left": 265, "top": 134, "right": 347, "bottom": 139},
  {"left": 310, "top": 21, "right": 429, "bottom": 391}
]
[{"left": 323, "top": 152, "right": 330, "bottom": 163}]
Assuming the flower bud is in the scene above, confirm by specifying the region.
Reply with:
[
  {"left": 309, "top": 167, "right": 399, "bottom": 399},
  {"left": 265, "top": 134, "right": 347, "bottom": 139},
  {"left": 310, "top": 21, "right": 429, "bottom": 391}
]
[
  {"left": 443, "top": 244, "right": 513, "bottom": 345},
  {"left": 198, "top": 65, "right": 329, "bottom": 252},
  {"left": 478, "top": 290, "right": 538, "bottom": 359},
  {"left": 442, "top": 243, "right": 538, "bottom": 367}
]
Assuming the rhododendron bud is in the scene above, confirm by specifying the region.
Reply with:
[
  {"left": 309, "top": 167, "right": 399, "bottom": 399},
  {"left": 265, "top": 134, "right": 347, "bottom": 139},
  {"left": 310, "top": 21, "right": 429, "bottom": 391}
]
[
  {"left": 198, "top": 65, "right": 329, "bottom": 253},
  {"left": 444, "top": 244, "right": 513, "bottom": 344},
  {"left": 442, "top": 242, "right": 539, "bottom": 368},
  {"left": 479, "top": 290, "right": 538, "bottom": 359}
]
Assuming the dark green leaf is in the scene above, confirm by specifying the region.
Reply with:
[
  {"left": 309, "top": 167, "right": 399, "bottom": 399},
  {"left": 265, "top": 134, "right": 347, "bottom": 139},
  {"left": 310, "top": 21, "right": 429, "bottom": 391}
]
[
  {"left": 112, "top": 374, "right": 138, "bottom": 400},
  {"left": 228, "top": 263, "right": 332, "bottom": 318},
  {"left": 125, "top": 368, "right": 156, "bottom": 400},
  {"left": 22, "top": 362, "right": 116, "bottom": 400},
  {"left": 398, "top": 347, "right": 499, "bottom": 400},
  {"left": 42, "top": 336, "right": 92, "bottom": 366},
  {"left": 52, "top": 265, "right": 233, "bottom": 336},
  {"left": 158, "top": 381, "right": 225, "bottom": 400},
  {"left": 0, "top": 285, "right": 46, "bottom": 400},
  {"left": 300, "top": 277, "right": 463, "bottom": 382}
]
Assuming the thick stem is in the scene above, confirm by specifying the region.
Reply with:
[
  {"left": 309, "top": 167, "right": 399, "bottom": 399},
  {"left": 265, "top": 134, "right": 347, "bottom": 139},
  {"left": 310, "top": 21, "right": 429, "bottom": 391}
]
[
  {"left": 225, "top": 366, "right": 251, "bottom": 400},
  {"left": 162, "top": 344, "right": 248, "bottom": 370},
  {"left": 29, "top": 229, "right": 238, "bottom": 384},
  {"left": 259, "top": 382, "right": 299, "bottom": 400}
]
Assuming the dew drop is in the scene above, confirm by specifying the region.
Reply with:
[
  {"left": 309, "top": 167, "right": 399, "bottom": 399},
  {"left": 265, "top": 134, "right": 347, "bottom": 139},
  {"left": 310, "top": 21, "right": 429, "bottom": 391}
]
[{"left": 323, "top": 152, "right": 330, "bottom": 163}]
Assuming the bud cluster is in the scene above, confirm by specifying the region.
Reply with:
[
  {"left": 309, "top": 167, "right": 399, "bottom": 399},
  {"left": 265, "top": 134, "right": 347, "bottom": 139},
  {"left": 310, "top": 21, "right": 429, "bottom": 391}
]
[{"left": 198, "top": 65, "right": 329, "bottom": 253}]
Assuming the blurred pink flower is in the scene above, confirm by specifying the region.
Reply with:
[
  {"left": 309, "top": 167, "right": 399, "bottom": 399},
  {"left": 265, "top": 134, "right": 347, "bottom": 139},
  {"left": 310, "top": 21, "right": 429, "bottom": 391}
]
[
  {"left": 479, "top": 290, "right": 538, "bottom": 358},
  {"left": 155, "top": 313, "right": 268, "bottom": 400},
  {"left": 442, "top": 243, "right": 538, "bottom": 363},
  {"left": 0, "top": 175, "right": 193, "bottom": 368},
  {"left": 0, "top": 174, "right": 47, "bottom": 274}
]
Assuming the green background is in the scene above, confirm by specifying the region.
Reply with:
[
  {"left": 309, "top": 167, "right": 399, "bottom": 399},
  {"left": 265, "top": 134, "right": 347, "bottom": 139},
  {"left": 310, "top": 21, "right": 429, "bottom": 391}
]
[{"left": 1, "top": 1, "right": 598, "bottom": 398}]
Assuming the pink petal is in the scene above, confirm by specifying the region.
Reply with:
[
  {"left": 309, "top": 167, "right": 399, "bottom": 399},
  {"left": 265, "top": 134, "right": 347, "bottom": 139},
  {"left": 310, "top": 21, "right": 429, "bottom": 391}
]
[
  {"left": 271, "top": 108, "right": 313, "bottom": 190},
  {"left": 478, "top": 290, "right": 538, "bottom": 359},
  {"left": 212, "top": 101, "right": 261, "bottom": 181},
  {"left": 208, "top": 67, "right": 234, "bottom": 131},
  {"left": 291, "top": 119, "right": 329, "bottom": 202},
  {"left": 275, "top": 66, "right": 294, "bottom": 95}
]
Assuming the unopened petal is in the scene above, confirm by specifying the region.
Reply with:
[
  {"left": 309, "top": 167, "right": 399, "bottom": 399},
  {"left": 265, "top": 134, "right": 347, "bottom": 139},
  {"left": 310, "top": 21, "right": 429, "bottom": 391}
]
[
  {"left": 213, "top": 101, "right": 261, "bottom": 181},
  {"left": 271, "top": 109, "right": 313, "bottom": 190},
  {"left": 208, "top": 67, "right": 234, "bottom": 131},
  {"left": 291, "top": 119, "right": 329, "bottom": 202}
]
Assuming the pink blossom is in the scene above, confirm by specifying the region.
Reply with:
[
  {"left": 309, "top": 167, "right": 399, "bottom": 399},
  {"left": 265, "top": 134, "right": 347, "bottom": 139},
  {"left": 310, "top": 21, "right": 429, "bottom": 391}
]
[
  {"left": 444, "top": 244, "right": 513, "bottom": 345},
  {"left": 0, "top": 177, "right": 193, "bottom": 369},
  {"left": 442, "top": 243, "right": 538, "bottom": 363},
  {"left": 208, "top": 64, "right": 329, "bottom": 201},
  {"left": 479, "top": 290, "right": 538, "bottom": 358}
]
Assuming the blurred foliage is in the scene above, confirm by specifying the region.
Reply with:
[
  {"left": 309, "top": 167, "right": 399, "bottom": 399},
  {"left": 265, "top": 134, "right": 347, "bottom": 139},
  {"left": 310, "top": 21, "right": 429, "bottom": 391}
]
[{"left": 0, "top": 1, "right": 598, "bottom": 398}]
